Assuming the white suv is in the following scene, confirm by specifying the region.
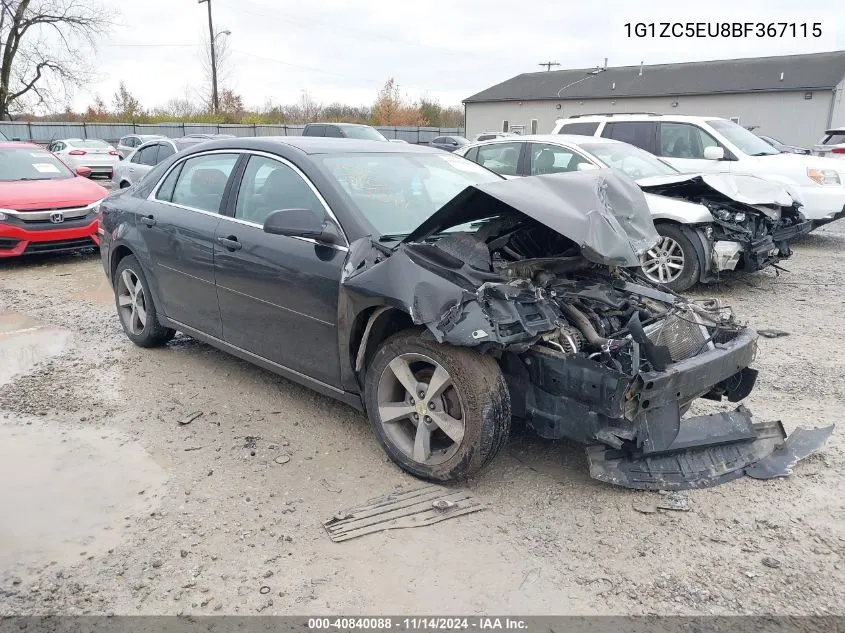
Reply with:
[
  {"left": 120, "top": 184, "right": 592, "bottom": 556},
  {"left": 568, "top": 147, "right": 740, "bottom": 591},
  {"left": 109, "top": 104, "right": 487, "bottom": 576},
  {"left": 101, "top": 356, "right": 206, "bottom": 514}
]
[{"left": 552, "top": 114, "right": 845, "bottom": 226}]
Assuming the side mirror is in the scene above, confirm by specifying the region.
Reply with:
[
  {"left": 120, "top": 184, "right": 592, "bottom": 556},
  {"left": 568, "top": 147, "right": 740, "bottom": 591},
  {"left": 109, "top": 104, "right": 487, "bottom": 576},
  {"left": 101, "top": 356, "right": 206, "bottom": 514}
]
[
  {"left": 75, "top": 166, "right": 92, "bottom": 178},
  {"left": 576, "top": 162, "right": 600, "bottom": 171},
  {"left": 263, "top": 209, "right": 343, "bottom": 245},
  {"left": 703, "top": 146, "right": 725, "bottom": 160}
]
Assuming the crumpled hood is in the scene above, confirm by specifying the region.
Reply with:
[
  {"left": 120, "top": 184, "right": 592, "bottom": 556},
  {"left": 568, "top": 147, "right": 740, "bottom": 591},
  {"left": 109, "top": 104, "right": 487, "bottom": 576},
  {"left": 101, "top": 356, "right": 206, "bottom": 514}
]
[
  {"left": 403, "top": 169, "right": 660, "bottom": 268},
  {"left": 637, "top": 173, "right": 795, "bottom": 208}
]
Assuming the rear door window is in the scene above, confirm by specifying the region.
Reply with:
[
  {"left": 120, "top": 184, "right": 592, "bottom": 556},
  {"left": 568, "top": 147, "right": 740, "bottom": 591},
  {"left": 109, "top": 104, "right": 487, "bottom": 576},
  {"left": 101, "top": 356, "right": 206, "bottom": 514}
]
[
  {"left": 137, "top": 144, "right": 160, "bottom": 166},
  {"left": 528, "top": 143, "right": 591, "bottom": 175},
  {"left": 822, "top": 133, "right": 845, "bottom": 145},
  {"left": 156, "top": 143, "right": 175, "bottom": 162},
  {"left": 305, "top": 125, "right": 325, "bottom": 137},
  {"left": 601, "top": 122, "right": 658, "bottom": 153},
  {"left": 476, "top": 142, "right": 523, "bottom": 176},
  {"left": 558, "top": 121, "right": 599, "bottom": 136},
  {"left": 170, "top": 153, "right": 239, "bottom": 213}
]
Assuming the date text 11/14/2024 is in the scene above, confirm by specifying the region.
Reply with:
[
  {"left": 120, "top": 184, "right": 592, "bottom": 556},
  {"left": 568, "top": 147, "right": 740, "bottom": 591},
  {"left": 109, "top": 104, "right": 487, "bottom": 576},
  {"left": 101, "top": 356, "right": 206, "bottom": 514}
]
[{"left": 308, "top": 617, "right": 529, "bottom": 630}]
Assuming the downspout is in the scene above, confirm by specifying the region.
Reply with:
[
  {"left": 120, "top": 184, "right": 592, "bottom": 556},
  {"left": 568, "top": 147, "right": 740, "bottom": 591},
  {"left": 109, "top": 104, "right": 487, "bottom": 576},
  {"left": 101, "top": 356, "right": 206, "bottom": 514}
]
[{"left": 826, "top": 85, "right": 838, "bottom": 129}]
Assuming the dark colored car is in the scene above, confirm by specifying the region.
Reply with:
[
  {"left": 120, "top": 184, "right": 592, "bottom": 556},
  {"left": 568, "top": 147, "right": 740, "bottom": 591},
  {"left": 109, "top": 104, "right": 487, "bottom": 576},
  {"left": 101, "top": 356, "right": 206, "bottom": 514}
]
[
  {"left": 302, "top": 123, "right": 387, "bottom": 141},
  {"left": 98, "top": 137, "right": 830, "bottom": 489},
  {"left": 430, "top": 136, "right": 470, "bottom": 152},
  {"left": 756, "top": 134, "right": 810, "bottom": 155}
]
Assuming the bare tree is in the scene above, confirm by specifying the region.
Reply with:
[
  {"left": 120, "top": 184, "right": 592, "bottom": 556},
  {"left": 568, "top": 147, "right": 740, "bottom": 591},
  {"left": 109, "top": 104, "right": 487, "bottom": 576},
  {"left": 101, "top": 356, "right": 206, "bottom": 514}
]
[{"left": 0, "top": 0, "right": 110, "bottom": 119}]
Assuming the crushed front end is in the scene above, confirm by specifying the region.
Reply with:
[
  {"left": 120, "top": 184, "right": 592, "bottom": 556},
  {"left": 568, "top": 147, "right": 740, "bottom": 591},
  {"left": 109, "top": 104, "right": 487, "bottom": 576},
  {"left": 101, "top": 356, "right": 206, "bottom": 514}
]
[
  {"left": 639, "top": 174, "right": 813, "bottom": 277},
  {"left": 344, "top": 169, "right": 832, "bottom": 490}
]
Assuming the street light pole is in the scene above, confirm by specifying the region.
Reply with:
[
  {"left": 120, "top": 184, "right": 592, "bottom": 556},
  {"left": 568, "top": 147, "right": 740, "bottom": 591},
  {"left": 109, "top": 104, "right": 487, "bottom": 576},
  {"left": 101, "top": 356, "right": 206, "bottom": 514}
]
[{"left": 198, "top": 0, "right": 218, "bottom": 113}]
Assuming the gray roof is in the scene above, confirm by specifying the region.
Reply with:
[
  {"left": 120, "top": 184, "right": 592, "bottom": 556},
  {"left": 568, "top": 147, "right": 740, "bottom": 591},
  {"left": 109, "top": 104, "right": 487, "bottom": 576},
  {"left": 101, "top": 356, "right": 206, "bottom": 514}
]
[{"left": 464, "top": 50, "right": 845, "bottom": 103}]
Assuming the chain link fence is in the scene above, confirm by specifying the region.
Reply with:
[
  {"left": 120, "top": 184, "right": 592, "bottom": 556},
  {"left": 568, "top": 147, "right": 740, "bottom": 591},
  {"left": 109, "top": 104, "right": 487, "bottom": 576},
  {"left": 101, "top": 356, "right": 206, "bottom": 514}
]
[{"left": 0, "top": 122, "right": 466, "bottom": 145}]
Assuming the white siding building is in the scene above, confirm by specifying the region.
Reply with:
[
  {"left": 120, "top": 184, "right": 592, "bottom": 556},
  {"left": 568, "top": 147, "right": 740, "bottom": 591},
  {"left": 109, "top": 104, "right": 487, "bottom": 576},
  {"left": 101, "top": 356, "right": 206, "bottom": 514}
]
[{"left": 464, "top": 51, "right": 845, "bottom": 148}]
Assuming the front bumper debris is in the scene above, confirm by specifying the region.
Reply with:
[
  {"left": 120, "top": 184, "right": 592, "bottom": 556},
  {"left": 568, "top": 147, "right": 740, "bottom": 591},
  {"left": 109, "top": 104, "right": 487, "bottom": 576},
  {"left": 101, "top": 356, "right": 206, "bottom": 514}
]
[{"left": 587, "top": 408, "right": 833, "bottom": 490}]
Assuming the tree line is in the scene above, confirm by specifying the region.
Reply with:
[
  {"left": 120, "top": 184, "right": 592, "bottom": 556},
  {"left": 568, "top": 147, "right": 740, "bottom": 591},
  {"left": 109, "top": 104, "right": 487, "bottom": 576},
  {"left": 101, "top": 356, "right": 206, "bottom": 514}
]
[{"left": 34, "top": 78, "right": 464, "bottom": 127}]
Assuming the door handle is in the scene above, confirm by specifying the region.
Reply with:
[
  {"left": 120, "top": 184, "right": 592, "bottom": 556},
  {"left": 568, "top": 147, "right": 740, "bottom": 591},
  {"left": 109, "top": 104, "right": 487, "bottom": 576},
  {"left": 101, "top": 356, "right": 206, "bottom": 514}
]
[
  {"left": 128, "top": 168, "right": 135, "bottom": 172},
  {"left": 217, "top": 236, "right": 242, "bottom": 251},
  {"left": 141, "top": 214, "right": 156, "bottom": 227}
]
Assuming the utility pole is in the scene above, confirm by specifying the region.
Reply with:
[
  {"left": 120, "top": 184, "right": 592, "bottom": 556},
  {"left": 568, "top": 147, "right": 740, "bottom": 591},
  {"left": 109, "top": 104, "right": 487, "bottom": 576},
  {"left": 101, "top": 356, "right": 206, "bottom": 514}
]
[
  {"left": 538, "top": 61, "right": 561, "bottom": 72},
  {"left": 198, "top": 0, "right": 218, "bottom": 113}
]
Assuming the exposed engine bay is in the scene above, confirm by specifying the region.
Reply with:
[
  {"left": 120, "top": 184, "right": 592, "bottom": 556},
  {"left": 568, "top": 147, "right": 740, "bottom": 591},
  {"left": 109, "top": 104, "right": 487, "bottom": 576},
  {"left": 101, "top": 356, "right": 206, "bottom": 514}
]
[
  {"left": 342, "top": 170, "right": 831, "bottom": 490},
  {"left": 639, "top": 174, "right": 813, "bottom": 276}
]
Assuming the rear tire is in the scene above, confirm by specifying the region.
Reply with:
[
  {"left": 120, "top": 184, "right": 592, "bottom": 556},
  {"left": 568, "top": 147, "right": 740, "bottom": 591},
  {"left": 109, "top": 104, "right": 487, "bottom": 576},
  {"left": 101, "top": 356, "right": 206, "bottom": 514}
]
[
  {"left": 640, "top": 223, "right": 701, "bottom": 292},
  {"left": 114, "top": 255, "right": 175, "bottom": 348},
  {"left": 364, "top": 330, "right": 510, "bottom": 482}
]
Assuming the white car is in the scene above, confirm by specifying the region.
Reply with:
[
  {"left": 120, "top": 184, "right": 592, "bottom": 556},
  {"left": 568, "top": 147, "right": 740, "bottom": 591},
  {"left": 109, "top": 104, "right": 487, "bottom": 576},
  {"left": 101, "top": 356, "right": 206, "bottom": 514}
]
[
  {"left": 811, "top": 127, "right": 845, "bottom": 161},
  {"left": 48, "top": 138, "right": 120, "bottom": 178},
  {"left": 455, "top": 134, "right": 811, "bottom": 291},
  {"left": 113, "top": 137, "right": 205, "bottom": 188},
  {"left": 552, "top": 114, "right": 845, "bottom": 227},
  {"left": 116, "top": 134, "right": 167, "bottom": 160}
]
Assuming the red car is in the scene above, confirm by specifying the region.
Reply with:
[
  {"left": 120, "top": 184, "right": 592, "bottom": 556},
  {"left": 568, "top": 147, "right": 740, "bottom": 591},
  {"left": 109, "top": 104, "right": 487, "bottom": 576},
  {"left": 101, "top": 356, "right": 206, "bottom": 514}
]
[{"left": 0, "top": 142, "right": 108, "bottom": 257}]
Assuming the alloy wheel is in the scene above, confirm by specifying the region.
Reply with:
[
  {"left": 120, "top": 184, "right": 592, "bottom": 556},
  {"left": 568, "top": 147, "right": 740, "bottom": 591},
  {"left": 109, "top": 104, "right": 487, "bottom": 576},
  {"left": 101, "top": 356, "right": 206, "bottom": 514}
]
[
  {"left": 116, "top": 268, "right": 148, "bottom": 336},
  {"left": 376, "top": 353, "right": 465, "bottom": 466},
  {"left": 641, "top": 236, "right": 685, "bottom": 284}
]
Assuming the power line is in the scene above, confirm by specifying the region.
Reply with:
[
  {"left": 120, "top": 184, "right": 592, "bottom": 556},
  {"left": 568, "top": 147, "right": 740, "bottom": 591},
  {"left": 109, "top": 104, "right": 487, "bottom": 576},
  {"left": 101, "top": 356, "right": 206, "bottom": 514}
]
[{"left": 218, "top": 0, "right": 516, "bottom": 64}]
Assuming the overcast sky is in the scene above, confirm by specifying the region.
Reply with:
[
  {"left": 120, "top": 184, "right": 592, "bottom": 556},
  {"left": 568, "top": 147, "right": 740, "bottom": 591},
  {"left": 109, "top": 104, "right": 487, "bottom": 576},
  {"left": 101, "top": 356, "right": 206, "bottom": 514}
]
[{"left": 80, "top": 0, "right": 843, "bottom": 111}]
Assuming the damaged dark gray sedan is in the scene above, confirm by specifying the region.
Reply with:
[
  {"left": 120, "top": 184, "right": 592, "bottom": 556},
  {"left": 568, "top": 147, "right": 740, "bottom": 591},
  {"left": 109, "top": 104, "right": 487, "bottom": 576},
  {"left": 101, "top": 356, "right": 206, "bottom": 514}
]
[{"left": 98, "top": 138, "right": 832, "bottom": 490}]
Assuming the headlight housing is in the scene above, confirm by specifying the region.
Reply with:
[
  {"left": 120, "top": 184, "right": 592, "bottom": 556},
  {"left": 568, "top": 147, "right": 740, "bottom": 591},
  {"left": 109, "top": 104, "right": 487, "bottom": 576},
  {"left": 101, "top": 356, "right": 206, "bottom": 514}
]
[
  {"left": 711, "top": 208, "right": 748, "bottom": 223},
  {"left": 807, "top": 168, "right": 841, "bottom": 185},
  {"left": 0, "top": 208, "right": 14, "bottom": 222}
]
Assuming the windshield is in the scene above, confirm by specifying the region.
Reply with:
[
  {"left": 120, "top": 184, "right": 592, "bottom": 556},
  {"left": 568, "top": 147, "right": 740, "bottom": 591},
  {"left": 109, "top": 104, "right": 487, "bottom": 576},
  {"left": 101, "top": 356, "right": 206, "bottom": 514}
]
[
  {"left": 0, "top": 146, "right": 74, "bottom": 181},
  {"left": 343, "top": 126, "right": 388, "bottom": 141},
  {"left": 0, "top": 130, "right": 7, "bottom": 141},
  {"left": 709, "top": 119, "right": 779, "bottom": 156},
  {"left": 581, "top": 142, "right": 678, "bottom": 179},
  {"left": 318, "top": 152, "right": 502, "bottom": 236}
]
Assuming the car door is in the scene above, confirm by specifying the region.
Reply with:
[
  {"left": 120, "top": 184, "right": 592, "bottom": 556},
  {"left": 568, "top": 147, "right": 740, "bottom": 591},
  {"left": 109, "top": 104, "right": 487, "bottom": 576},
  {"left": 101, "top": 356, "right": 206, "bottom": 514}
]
[
  {"left": 527, "top": 142, "right": 595, "bottom": 175},
  {"left": 139, "top": 151, "right": 241, "bottom": 337},
  {"left": 656, "top": 122, "right": 729, "bottom": 174},
  {"left": 213, "top": 153, "right": 346, "bottom": 386}
]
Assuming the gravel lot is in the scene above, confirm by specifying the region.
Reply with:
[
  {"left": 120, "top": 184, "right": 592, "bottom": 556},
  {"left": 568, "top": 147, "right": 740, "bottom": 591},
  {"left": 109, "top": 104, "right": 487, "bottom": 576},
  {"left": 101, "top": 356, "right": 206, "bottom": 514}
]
[{"left": 0, "top": 217, "right": 843, "bottom": 616}]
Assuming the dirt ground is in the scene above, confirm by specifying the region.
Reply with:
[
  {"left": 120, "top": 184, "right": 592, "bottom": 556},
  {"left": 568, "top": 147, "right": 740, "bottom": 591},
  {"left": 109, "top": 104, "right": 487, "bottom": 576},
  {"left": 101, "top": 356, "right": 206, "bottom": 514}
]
[{"left": 1, "top": 217, "right": 843, "bottom": 617}]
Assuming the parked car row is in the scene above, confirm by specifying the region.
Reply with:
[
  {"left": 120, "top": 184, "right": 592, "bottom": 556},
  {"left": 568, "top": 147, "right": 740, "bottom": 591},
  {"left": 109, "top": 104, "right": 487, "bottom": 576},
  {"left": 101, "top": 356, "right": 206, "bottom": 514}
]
[{"left": 551, "top": 114, "right": 845, "bottom": 227}]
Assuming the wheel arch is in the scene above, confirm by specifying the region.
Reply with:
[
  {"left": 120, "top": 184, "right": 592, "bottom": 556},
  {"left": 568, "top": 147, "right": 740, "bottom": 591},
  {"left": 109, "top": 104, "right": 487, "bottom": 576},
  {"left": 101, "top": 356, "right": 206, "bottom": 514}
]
[
  {"left": 650, "top": 220, "right": 714, "bottom": 285},
  {"left": 348, "top": 305, "right": 416, "bottom": 381}
]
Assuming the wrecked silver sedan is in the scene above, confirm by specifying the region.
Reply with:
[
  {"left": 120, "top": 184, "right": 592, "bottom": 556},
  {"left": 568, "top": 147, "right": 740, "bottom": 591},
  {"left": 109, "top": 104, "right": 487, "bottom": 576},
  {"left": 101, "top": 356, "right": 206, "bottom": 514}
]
[{"left": 100, "top": 138, "right": 831, "bottom": 490}]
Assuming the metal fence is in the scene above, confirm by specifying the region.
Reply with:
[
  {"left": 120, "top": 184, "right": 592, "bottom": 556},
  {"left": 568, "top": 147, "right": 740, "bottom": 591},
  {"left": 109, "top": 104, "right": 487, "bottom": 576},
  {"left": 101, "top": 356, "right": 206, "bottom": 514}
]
[{"left": 0, "top": 121, "right": 466, "bottom": 145}]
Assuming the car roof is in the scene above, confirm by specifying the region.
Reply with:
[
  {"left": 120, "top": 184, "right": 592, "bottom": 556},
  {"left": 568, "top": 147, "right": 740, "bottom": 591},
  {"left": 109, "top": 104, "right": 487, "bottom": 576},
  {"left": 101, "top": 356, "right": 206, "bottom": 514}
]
[
  {"left": 465, "top": 134, "right": 621, "bottom": 147},
  {"left": 558, "top": 114, "right": 723, "bottom": 123},
  {"left": 309, "top": 122, "right": 374, "bottom": 129},
  {"left": 181, "top": 136, "right": 440, "bottom": 156}
]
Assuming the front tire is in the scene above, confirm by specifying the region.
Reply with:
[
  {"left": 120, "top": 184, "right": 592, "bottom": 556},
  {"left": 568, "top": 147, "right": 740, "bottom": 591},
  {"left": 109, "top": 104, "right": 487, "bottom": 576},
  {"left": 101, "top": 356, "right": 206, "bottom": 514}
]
[
  {"left": 364, "top": 330, "right": 511, "bottom": 482},
  {"left": 114, "top": 255, "right": 175, "bottom": 348},
  {"left": 640, "top": 223, "right": 701, "bottom": 292}
]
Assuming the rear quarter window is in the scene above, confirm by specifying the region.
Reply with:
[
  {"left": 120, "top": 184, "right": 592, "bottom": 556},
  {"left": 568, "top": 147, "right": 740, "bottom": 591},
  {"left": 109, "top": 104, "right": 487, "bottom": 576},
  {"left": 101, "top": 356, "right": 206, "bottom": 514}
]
[
  {"left": 822, "top": 133, "right": 845, "bottom": 145},
  {"left": 558, "top": 121, "right": 599, "bottom": 136}
]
